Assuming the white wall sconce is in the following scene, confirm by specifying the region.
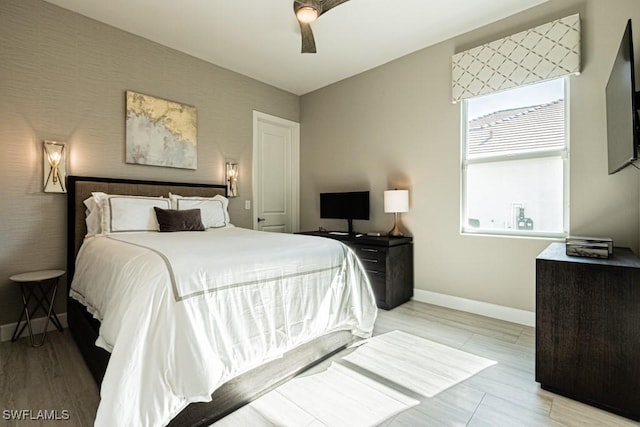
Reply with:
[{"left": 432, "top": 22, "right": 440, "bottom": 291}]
[
  {"left": 43, "top": 140, "right": 66, "bottom": 193},
  {"left": 226, "top": 162, "right": 239, "bottom": 197},
  {"left": 384, "top": 189, "right": 409, "bottom": 237}
]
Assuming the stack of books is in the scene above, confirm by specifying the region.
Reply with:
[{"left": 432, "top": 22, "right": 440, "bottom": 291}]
[{"left": 565, "top": 236, "right": 613, "bottom": 259}]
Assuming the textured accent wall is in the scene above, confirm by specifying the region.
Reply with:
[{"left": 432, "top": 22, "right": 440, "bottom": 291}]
[{"left": 0, "top": 0, "right": 299, "bottom": 325}]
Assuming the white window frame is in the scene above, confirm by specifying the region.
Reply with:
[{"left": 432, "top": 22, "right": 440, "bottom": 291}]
[{"left": 460, "top": 78, "right": 570, "bottom": 239}]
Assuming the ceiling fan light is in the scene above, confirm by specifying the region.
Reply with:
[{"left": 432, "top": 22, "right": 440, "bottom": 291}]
[{"left": 296, "top": 6, "right": 318, "bottom": 23}]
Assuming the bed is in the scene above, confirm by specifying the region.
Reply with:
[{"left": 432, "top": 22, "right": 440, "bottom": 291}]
[{"left": 66, "top": 176, "right": 377, "bottom": 427}]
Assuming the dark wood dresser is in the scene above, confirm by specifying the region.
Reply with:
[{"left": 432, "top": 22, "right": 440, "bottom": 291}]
[
  {"left": 535, "top": 242, "right": 640, "bottom": 421},
  {"left": 297, "top": 231, "right": 413, "bottom": 310}
]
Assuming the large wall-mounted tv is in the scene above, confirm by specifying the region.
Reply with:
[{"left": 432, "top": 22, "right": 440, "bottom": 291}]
[
  {"left": 606, "top": 19, "right": 640, "bottom": 175},
  {"left": 320, "top": 191, "right": 369, "bottom": 234}
]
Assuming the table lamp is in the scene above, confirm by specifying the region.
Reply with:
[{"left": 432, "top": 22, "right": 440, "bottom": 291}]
[{"left": 384, "top": 189, "right": 409, "bottom": 237}]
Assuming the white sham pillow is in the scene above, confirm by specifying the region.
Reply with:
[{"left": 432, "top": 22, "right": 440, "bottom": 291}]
[
  {"left": 99, "top": 195, "right": 170, "bottom": 233},
  {"left": 83, "top": 192, "right": 108, "bottom": 237},
  {"left": 85, "top": 208, "right": 102, "bottom": 237},
  {"left": 84, "top": 193, "right": 100, "bottom": 212},
  {"left": 170, "top": 194, "right": 230, "bottom": 228}
]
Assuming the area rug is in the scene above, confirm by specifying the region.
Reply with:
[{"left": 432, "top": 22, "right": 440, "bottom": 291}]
[
  {"left": 213, "top": 330, "right": 496, "bottom": 426},
  {"left": 343, "top": 330, "right": 497, "bottom": 398}
]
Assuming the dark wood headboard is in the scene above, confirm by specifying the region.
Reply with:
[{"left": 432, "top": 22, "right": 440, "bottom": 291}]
[{"left": 66, "top": 176, "right": 227, "bottom": 283}]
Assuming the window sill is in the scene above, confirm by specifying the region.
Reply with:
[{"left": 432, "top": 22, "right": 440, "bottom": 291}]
[{"left": 461, "top": 228, "right": 567, "bottom": 241}]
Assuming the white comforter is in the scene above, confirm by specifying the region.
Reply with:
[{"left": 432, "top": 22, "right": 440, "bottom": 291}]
[{"left": 70, "top": 227, "right": 377, "bottom": 427}]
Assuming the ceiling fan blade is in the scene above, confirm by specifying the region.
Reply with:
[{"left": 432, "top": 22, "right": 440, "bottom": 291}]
[
  {"left": 299, "top": 21, "right": 317, "bottom": 54},
  {"left": 319, "top": 0, "right": 350, "bottom": 15}
]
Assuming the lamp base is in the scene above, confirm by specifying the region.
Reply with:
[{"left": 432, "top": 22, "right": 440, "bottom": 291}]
[
  {"left": 388, "top": 225, "right": 404, "bottom": 237},
  {"left": 387, "top": 212, "right": 404, "bottom": 237}
]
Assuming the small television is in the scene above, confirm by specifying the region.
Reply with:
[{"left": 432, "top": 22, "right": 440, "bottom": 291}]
[
  {"left": 606, "top": 19, "right": 640, "bottom": 175},
  {"left": 320, "top": 191, "right": 369, "bottom": 234}
]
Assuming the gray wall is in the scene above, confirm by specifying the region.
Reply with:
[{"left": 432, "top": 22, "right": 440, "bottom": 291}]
[
  {"left": 300, "top": 0, "right": 640, "bottom": 313},
  {"left": 0, "top": 0, "right": 299, "bottom": 325}
]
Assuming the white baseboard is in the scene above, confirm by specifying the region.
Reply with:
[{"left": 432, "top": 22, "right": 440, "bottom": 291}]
[
  {"left": 0, "top": 312, "right": 68, "bottom": 342},
  {"left": 412, "top": 289, "right": 535, "bottom": 327}
]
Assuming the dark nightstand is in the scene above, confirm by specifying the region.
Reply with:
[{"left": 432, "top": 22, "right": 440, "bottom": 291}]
[
  {"left": 297, "top": 232, "right": 414, "bottom": 309},
  {"left": 536, "top": 243, "right": 640, "bottom": 420}
]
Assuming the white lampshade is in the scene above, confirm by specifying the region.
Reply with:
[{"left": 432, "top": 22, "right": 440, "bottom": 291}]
[{"left": 384, "top": 190, "right": 409, "bottom": 213}]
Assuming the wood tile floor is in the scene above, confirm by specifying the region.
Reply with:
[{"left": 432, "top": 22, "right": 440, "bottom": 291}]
[{"left": 1, "top": 300, "right": 638, "bottom": 426}]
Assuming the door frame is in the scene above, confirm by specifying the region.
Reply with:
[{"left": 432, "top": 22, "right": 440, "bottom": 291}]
[{"left": 252, "top": 111, "right": 300, "bottom": 232}]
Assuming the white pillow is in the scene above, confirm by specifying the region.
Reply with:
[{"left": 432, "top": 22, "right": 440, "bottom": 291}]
[
  {"left": 170, "top": 194, "right": 230, "bottom": 228},
  {"left": 85, "top": 208, "right": 102, "bottom": 237},
  {"left": 175, "top": 198, "right": 226, "bottom": 228},
  {"left": 85, "top": 191, "right": 107, "bottom": 210},
  {"left": 99, "top": 195, "right": 170, "bottom": 233},
  {"left": 83, "top": 192, "right": 108, "bottom": 237}
]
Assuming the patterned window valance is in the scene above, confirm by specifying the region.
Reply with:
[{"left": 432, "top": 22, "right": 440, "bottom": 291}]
[{"left": 452, "top": 14, "right": 581, "bottom": 103}]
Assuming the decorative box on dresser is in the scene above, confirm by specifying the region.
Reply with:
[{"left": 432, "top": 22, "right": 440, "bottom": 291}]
[
  {"left": 297, "top": 232, "right": 413, "bottom": 310},
  {"left": 535, "top": 242, "right": 640, "bottom": 421}
]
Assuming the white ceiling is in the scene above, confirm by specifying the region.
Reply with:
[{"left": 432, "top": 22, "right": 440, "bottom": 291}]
[{"left": 43, "top": 0, "right": 548, "bottom": 95}]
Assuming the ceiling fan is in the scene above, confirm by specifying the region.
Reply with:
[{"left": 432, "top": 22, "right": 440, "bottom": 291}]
[{"left": 293, "top": 0, "right": 351, "bottom": 54}]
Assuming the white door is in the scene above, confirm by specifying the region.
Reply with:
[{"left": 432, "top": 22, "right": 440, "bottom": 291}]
[{"left": 252, "top": 111, "right": 300, "bottom": 233}]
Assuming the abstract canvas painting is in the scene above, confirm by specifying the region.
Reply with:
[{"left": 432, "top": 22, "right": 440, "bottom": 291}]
[{"left": 126, "top": 91, "right": 197, "bottom": 170}]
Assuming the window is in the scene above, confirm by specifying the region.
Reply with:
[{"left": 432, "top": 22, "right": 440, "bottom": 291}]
[{"left": 461, "top": 78, "right": 568, "bottom": 237}]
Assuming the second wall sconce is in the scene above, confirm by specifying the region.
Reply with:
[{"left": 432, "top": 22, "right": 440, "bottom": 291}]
[
  {"left": 226, "top": 161, "right": 239, "bottom": 197},
  {"left": 43, "top": 140, "right": 66, "bottom": 193}
]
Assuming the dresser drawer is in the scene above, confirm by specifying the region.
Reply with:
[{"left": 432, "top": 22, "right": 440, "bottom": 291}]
[
  {"left": 360, "top": 258, "right": 385, "bottom": 273},
  {"left": 365, "top": 271, "right": 386, "bottom": 304},
  {"left": 354, "top": 245, "right": 387, "bottom": 259},
  {"left": 359, "top": 257, "right": 385, "bottom": 274}
]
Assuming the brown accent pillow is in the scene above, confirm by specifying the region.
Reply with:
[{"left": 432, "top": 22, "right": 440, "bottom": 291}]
[{"left": 153, "top": 207, "right": 205, "bottom": 232}]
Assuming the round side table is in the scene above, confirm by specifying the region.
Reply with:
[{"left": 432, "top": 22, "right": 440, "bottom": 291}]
[{"left": 10, "top": 269, "right": 65, "bottom": 347}]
